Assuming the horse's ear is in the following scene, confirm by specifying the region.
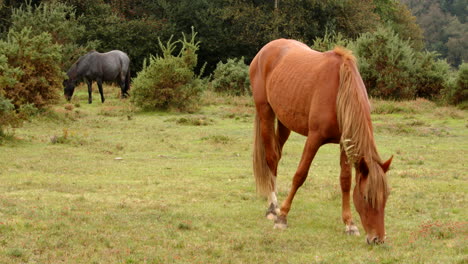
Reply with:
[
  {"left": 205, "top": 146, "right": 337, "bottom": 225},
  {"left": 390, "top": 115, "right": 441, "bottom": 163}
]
[
  {"left": 381, "top": 155, "right": 393, "bottom": 173},
  {"left": 358, "top": 157, "right": 369, "bottom": 178}
]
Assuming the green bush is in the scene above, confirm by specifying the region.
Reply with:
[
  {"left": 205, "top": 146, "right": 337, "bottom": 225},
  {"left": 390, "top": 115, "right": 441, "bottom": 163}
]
[
  {"left": 443, "top": 63, "right": 468, "bottom": 107},
  {"left": 10, "top": 1, "right": 96, "bottom": 69},
  {"left": 0, "top": 27, "right": 64, "bottom": 109},
  {"left": 412, "top": 51, "right": 451, "bottom": 100},
  {"left": 311, "top": 31, "right": 350, "bottom": 52},
  {"left": 211, "top": 57, "right": 250, "bottom": 96},
  {"left": 131, "top": 29, "right": 204, "bottom": 111},
  {"left": 350, "top": 27, "right": 417, "bottom": 100}
]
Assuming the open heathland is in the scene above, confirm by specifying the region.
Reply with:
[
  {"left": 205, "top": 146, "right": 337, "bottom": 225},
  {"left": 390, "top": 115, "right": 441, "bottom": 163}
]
[{"left": 0, "top": 87, "right": 466, "bottom": 263}]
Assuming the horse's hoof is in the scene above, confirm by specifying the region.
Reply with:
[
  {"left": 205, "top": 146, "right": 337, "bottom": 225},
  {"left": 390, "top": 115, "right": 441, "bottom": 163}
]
[
  {"left": 274, "top": 215, "right": 287, "bottom": 229},
  {"left": 345, "top": 224, "right": 360, "bottom": 236},
  {"left": 265, "top": 203, "right": 278, "bottom": 220},
  {"left": 266, "top": 212, "right": 277, "bottom": 220},
  {"left": 274, "top": 222, "right": 288, "bottom": 229}
]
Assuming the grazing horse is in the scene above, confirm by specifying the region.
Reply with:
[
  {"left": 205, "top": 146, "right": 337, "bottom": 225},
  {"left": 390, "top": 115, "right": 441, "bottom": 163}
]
[
  {"left": 250, "top": 39, "right": 393, "bottom": 244},
  {"left": 63, "top": 50, "right": 131, "bottom": 103}
]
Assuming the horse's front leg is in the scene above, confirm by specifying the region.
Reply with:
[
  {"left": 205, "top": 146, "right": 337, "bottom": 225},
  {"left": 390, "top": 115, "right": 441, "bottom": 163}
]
[
  {"left": 97, "top": 80, "right": 105, "bottom": 103},
  {"left": 275, "top": 132, "right": 321, "bottom": 229},
  {"left": 340, "top": 148, "right": 360, "bottom": 236},
  {"left": 86, "top": 80, "right": 93, "bottom": 104}
]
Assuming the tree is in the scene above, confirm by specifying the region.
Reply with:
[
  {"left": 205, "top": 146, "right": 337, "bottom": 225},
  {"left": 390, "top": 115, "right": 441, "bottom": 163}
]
[{"left": 401, "top": 0, "right": 467, "bottom": 67}]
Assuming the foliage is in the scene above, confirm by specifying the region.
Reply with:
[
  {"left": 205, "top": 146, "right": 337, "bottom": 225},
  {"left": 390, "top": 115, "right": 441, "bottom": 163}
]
[
  {"left": 311, "top": 31, "right": 350, "bottom": 52},
  {"left": 412, "top": 51, "right": 450, "bottom": 99},
  {"left": 0, "top": 94, "right": 17, "bottom": 138},
  {"left": 131, "top": 28, "right": 204, "bottom": 111},
  {"left": 0, "top": 27, "right": 64, "bottom": 109},
  {"left": 350, "top": 27, "right": 452, "bottom": 100},
  {"left": 2, "top": 0, "right": 427, "bottom": 77},
  {"left": 350, "top": 27, "right": 418, "bottom": 99},
  {"left": 9, "top": 0, "right": 96, "bottom": 69},
  {"left": 402, "top": 0, "right": 467, "bottom": 67},
  {"left": 211, "top": 57, "right": 250, "bottom": 96},
  {"left": 64, "top": 0, "right": 174, "bottom": 75},
  {"left": 442, "top": 63, "right": 468, "bottom": 107},
  {"left": 374, "top": 0, "right": 424, "bottom": 50}
]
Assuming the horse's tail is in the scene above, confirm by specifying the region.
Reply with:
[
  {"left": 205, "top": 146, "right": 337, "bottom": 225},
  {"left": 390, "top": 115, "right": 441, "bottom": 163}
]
[{"left": 252, "top": 113, "right": 274, "bottom": 197}]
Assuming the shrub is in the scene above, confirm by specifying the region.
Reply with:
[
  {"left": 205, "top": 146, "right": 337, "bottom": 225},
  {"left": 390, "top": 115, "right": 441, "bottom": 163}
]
[
  {"left": 0, "top": 27, "right": 64, "bottom": 109},
  {"left": 211, "top": 57, "right": 250, "bottom": 96},
  {"left": 350, "top": 27, "right": 417, "bottom": 100},
  {"left": 9, "top": 1, "right": 96, "bottom": 69},
  {"left": 443, "top": 63, "right": 468, "bottom": 107},
  {"left": 131, "top": 28, "right": 204, "bottom": 111},
  {"left": 412, "top": 51, "right": 451, "bottom": 100},
  {"left": 311, "top": 31, "right": 350, "bottom": 52}
]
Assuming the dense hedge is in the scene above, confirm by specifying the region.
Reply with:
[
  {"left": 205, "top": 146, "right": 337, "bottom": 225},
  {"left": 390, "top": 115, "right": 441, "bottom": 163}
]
[{"left": 0, "top": 27, "right": 64, "bottom": 109}]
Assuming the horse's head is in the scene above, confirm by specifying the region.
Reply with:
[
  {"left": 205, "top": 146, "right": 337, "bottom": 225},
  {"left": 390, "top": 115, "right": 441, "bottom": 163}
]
[
  {"left": 353, "top": 156, "right": 392, "bottom": 244},
  {"left": 63, "top": 78, "right": 75, "bottom": 101}
]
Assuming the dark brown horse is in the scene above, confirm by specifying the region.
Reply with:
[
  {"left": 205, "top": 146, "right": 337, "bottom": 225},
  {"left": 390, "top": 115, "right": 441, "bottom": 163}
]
[{"left": 250, "top": 39, "right": 393, "bottom": 244}]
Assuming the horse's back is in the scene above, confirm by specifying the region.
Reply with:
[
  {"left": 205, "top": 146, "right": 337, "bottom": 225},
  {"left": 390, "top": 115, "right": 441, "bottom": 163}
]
[
  {"left": 250, "top": 39, "right": 343, "bottom": 137},
  {"left": 96, "top": 50, "right": 130, "bottom": 81}
]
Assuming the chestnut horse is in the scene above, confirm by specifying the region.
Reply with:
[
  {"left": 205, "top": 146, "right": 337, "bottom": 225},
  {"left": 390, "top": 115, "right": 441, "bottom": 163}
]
[{"left": 250, "top": 39, "right": 393, "bottom": 244}]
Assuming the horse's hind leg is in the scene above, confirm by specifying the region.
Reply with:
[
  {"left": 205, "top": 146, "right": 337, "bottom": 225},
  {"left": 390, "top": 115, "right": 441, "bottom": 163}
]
[
  {"left": 266, "top": 120, "right": 291, "bottom": 219},
  {"left": 119, "top": 80, "right": 127, "bottom": 98},
  {"left": 86, "top": 80, "right": 93, "bottom": 104},
  {"left": 97, "top": 79, "right": 105, "bottom": 103},
  {"left": 257, "top": 104, "right": 282, "bottom": 219},
  {"left": 339, "top": 147, "right": 360, "bottom": 236}
]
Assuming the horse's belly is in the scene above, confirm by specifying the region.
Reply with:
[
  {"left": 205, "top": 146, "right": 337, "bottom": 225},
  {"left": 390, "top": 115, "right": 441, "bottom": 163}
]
[{"left": 267, "top": 79, "right": 311, "bottom": 136}]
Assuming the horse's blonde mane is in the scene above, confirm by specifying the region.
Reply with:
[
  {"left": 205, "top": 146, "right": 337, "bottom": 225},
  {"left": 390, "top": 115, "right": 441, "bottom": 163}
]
[{"left": 335, "top": 47, "right": 389, "bottom": 208}]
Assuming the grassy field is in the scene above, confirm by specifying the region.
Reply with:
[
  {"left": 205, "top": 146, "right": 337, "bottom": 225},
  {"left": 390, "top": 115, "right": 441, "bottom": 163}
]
[{"left": 0, "top": 86, "right": 467, "bottom": 263}]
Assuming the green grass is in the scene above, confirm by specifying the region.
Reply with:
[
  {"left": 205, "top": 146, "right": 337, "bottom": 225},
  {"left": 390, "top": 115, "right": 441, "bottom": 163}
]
[{"left": 0, "top": 87, "right": 467, "bottom": 263}]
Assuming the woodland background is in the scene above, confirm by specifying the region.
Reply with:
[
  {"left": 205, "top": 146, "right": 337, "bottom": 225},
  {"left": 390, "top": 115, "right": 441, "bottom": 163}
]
[{"left": 1, "top": 0, "right": 467, "bottom": 135}]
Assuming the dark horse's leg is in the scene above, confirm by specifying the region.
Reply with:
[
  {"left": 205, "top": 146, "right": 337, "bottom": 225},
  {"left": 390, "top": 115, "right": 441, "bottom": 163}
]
[
  {"left": 119, "top": 79, "right": 128, "bottom": 98},
  {"left": 97, "top": 79, "right": 105, "bottom": 103},
  {"left": 86, "top": 79, "right": 93, "bottom": 104},
  {"left": 275, "top": 132, "right": 322, "bottom": 229},
  {"left": 340, "top": 147, "right": 360, "bottom": 235}
]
